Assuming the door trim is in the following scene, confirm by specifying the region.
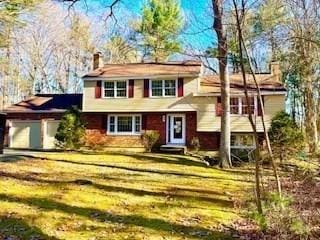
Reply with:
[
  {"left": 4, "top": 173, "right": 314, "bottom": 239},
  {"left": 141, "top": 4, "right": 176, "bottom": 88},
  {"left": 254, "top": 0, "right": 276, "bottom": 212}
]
[{"left": 166, "top": 114, "right": 186, "bottom": 145}]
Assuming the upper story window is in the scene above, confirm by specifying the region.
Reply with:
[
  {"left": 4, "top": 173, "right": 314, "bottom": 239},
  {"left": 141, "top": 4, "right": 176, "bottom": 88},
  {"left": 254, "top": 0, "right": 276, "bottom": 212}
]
[
  {"left": 150, "top": 79, "right": 176, "bottom": 97},
  {"left": 103, "top": 80, "right": 127, "bottom": 98},
  {"left": 107, "top": 115, "right": 141, "bottom": 135},
  {"left": 230, "top": 96, "right": 256, "bottom": 115}
]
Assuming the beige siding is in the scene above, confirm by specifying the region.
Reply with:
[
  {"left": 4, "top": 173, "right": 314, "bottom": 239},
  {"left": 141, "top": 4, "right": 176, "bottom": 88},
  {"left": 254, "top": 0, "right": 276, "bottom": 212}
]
[
  {"left": 10, "top": 121, "right": 41, "bottom": 149},
  {"left": 197, "top": 95, "right": 286, "bottom": 132},
  {"left": 83, "top": 77, "right": 199, "bottom": 112}
]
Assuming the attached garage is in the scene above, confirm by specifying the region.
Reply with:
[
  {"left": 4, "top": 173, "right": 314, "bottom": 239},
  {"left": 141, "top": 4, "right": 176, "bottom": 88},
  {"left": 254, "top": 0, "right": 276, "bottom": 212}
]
[
  {"left": 9, "top": 121, "right": 42, "bottom": 149},
  {"left": 3, "top": 93, "right": 82, "bottom": 150}
]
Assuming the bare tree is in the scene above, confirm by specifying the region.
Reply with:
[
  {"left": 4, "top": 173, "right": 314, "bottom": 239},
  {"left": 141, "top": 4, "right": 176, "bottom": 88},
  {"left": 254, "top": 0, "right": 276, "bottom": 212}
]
[{"left": 232, "top": 0, "right": 263, "bottom": 213}]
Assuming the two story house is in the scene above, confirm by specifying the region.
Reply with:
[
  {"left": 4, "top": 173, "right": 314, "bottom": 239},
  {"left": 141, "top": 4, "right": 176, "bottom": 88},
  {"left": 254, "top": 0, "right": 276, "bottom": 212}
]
[{"left": 3, "top": 53, "right": 286, "bottom": 151}]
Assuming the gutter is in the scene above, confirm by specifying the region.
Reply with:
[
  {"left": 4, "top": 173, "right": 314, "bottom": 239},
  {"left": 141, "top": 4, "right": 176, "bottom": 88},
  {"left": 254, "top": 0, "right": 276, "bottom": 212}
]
[{"left": 193, "top": 91, "right": 287, "bottom": 97}]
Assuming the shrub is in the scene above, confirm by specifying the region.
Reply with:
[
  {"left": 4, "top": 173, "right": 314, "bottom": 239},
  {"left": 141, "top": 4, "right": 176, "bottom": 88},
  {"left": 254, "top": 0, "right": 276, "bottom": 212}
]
[
  {"left": 141, "top": 130, "right": 160, "bottom": 152},
  {"left": 268, "top": 111, "right": 305, "bottom": 161},
  {"left": 84, "top": 131, "right": 107, "bottom": 151},
  {"left": 55, "top": 106, "right": 85, "bottom": 150},
  {"left": 249, "top": 192, "right": 310, "bottom": 238},
  {"left": 190, "top": 137, "right": 201, "bottom": 152}
]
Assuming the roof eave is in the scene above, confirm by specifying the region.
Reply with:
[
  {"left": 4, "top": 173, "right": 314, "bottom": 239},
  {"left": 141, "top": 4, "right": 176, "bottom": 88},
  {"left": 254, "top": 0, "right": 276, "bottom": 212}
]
[
  {"left": 82, "top": 73, "right": 200, "bottom": 80},
  {"left": 3, "top": 110, "right": 69, "bottom": 114}
]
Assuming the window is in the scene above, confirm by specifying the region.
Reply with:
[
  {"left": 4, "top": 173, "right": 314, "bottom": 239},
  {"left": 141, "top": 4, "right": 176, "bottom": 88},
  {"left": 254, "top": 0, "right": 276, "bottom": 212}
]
[
  {"left": 151, "top": 80, "right": 163, "bottom": 97},
  {"left": 135, "top": 116, "right": 141, "bottom": 132},
  {"left": 151, "top": 79, "right": 176, "bottom": 97},
  {"left": 109, "top": 116, "right": 115, "bottom": 133},
  {"left": 230, "top": 96, "right": 256, "bottom": 115},
  {"left": 241, "top": 97, "right": 255, "bottom": 114},
  {"left": 230, "top": 97, "right": 239, "bottom": 114},
  {"left": 164, "top": 80, "right": 176, "bottom": 96},
  {"left": 117, "top": 116, "right": 132, "bottom": 132},
  {"left": 107, "top": 115, "right": 141, "bottom": 135},
  {"left": 103, "top": 80, "right": 127, "bottom": 98},
  {"left": 231, "top": 134, "right": 255, "bottom": 149}
]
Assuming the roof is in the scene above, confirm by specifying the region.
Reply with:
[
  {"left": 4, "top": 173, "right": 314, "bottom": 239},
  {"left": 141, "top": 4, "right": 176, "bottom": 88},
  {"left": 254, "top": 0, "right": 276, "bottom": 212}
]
[
  {"left": 83, "top": 61, "right": 202, "bottom": 79},
  {"left": 4, "top": 94, "right": 82, "bottom": 112},
  {"left": 199, "top": 73, "right": 285, "bottom": 94}
]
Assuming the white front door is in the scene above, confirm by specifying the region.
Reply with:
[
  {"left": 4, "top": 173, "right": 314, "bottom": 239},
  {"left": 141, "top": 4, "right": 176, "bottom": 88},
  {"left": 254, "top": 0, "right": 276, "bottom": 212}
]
[{"left": 167, "top": 114, "right": 186, "bottom": 145}]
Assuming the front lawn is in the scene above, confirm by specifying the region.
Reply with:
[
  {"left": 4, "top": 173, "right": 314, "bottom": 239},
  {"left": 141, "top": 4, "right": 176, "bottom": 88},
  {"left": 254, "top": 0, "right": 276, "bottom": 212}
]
[{"left": 0, "top": 152, "right": 253, "bottom": 240}]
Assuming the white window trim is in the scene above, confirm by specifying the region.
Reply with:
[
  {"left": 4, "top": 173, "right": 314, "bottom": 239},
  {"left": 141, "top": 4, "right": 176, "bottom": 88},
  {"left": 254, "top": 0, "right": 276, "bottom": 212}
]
[
  {"left": 107, "top": 114, "right": 142, "bottom": 135},
  {"left": 230, "top": 96, "right": 257, "bottom": 116},
  {"left": 231, "top": 134, "right": 256, "bottom": 149},
  {"left": 149, "top": 79, "right": 177, "bottom": 98},
  {"left": 102, "top": 80, "right": 129, "bottom": 99}
]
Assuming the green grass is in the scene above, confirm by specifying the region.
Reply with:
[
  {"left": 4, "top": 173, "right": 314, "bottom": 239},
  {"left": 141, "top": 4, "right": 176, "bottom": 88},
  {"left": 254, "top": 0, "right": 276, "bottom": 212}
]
[{"left": 0, "top": 152, "right": 253, "bottom": 240}]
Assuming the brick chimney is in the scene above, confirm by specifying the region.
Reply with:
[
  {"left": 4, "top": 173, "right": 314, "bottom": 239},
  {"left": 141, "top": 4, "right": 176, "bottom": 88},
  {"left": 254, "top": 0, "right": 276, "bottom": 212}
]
[
  {"left": 270, "top": 62, "right": 281, "bottom": 81},
  {"left": 93, "top": 52, "right": 104, "bottom": 70}
]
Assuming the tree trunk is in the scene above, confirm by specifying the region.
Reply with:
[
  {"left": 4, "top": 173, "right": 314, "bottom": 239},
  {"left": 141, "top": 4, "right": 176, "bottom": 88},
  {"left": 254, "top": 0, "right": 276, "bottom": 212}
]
[
  {"left": 212, "top": 0, "right": 231, "bottom": 168},
  {"left": 305, "top": 75, "right": 318, "bottom": 153},
  {"left": 232, "top": 0, "right": 263, "bottom": 214}
]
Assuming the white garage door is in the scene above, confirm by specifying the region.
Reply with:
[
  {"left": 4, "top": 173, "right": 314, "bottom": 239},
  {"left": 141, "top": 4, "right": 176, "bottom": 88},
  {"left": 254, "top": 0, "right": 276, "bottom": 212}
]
[
  {"left": 44, "top": 120, "right": 60, "bottom": 149},
  {"left": 10, "top": 121, "right": 41, "bottom": 149}
]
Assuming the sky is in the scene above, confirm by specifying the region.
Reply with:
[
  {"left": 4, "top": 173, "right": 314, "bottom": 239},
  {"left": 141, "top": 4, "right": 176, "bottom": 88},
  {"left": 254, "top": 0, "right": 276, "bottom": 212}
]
[{"left": 67, "top": 0, "right": 215, "bottom": 51}]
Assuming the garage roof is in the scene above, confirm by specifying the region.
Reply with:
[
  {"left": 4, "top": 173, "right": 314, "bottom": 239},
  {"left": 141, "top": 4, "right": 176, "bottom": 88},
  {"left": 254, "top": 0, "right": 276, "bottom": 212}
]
[{"left": 4, "top": 94, "right": 83, "bottom": 112}]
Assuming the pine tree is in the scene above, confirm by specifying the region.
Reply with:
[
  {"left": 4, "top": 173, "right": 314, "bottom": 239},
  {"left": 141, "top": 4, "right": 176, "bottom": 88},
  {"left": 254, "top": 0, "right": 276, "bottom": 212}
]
[
  {"left": 55, "top": 106, "right": 85, "bottom": 150},
  {"left": 137, "top": 0, "right": 184, "bottom": 62}
]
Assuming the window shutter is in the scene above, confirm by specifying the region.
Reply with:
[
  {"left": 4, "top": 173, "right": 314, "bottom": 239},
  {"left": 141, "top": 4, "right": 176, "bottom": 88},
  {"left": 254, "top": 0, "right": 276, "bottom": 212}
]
[
  {"left": 257, "top": 96, "right": 264, "bottom": 116},
  {"left": 178, "top": 77, "right": 184, "bottom": 97},
  {"left": 95, "top": 81, "right": 102, "bottom": 98},
  {"left": 102, "top": 114, "right": 108, "bottom": 130},
  {"left": 216, "top": 96, "right": 222, "bottom": 116},
  {"left": 144, "top": 79, "right": 149, "bottom": 97},
  {"left": 129, "top": 80, "right": 134, "bottom": 98},
  {"left": 142, "top": 114, "right": 147, "bottom": 130}
]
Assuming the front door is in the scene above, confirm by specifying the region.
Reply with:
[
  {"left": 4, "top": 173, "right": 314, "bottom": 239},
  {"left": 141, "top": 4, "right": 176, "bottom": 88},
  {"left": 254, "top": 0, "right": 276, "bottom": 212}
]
[{"left": 167, "top": 114, "right": 186, "bottom": 145}]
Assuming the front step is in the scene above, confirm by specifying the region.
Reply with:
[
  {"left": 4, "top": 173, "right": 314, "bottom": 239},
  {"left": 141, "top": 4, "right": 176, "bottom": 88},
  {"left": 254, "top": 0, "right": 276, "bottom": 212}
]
[{"left": 160, "top": 145, "right": 187, "bottom": 154}]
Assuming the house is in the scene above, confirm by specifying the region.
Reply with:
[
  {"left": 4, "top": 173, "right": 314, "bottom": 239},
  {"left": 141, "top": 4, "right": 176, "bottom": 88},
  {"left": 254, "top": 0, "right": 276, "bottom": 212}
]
[{"left": 3, "top": 53, "right": 286, "bottom": 151}]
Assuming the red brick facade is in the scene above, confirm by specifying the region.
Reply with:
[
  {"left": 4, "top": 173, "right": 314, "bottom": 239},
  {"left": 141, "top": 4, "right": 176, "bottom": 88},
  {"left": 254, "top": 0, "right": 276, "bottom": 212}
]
[
  {"left": 143, "top": 113, "right": 166, "bottom": 144},
  {"left": 5, "top": 111, "right": 221, "bottom": 150},
  {"left": 83, "top": 111, "right": 220, "bottom": 150}
]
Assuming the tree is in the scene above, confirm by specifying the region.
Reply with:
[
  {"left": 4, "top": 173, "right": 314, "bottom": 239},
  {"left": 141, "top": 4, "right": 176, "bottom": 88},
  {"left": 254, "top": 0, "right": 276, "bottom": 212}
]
[
  {"left": 103, "top": 35, "right": 138, "bottom": 63},
  {"left": 284, "top": 0, "right": 320, "bottom": 154},
  {"left": 136, "top": 0, "right": 184, "bottom": 62},
  {"left": 255, "top": 0, "right": 320, "bottom": 154},
  {"left": 0, "top": 0, "right": 41, "bottom": 109},
  {"left": 269, "top": 111, "right": 305, "bottom": 161},
  {"left": 232, "top": 0, "right": 284, "bottom": 212},
  {"left": 232, "top": 0, "right": 263, "bottom": 213},
  {"left": 212, "top": 0, "right": 231, "bottom": 168},
  {"left": 55, "top": 106, "right": 85, "bottom": 150}
]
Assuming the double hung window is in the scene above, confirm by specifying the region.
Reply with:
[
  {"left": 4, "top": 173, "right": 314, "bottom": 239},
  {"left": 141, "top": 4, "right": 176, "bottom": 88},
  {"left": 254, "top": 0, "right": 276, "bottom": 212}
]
[
  {"left": 104, "top": 81, "right": 127, "bottom": 98},
  {"left": 151, "top": 80, "right": 176, "bottom": 97},
  {"left": 108, "top": 115, "right": 141, "bottom": 135}
]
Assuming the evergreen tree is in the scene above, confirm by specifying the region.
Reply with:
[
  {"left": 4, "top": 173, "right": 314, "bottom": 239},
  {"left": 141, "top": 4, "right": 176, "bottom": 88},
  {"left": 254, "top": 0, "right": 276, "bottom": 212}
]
[
  {"left": 55, "top": 106, "right": 85, "bottom": 150},
  {"left": 137, "top": 0, "right": 183, "bottom": 62}
]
